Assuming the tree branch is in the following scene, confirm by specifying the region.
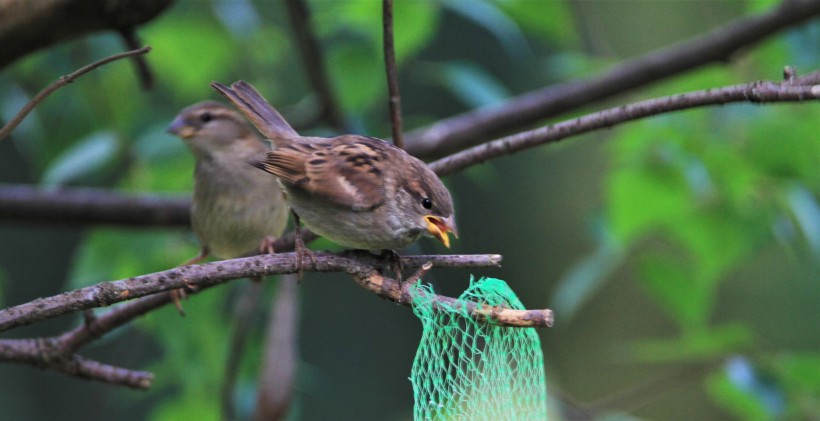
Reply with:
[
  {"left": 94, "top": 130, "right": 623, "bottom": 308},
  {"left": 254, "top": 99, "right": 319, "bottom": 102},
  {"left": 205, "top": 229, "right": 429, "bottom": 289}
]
[
  {"left": 403, "top": 0, "right": 820, "bottom": 160},
  {"left": 0, "top": 184, "right": 189, "bottom": 227},
  {"left": 254, "top": 274, "right": 299, "bottom": 421},
  {"left": 0, "top": 338, "right": 153, "bottom": 389},
  {"left": 0, "top": 252, "right": 504, "bottom": 332},
  {"left": 430, "top": 69, "right": 820, "bottom": 176},
  {"left": 285, "top": 0, "right": 347, "bottom": 132},
  {"left": 382, "top": 0, "right": 404, "bottom": 149},
  {"left": 0, "top": 251, "right": 554, "bottom": 388},
  {"left": 0, "top": 0, "right": 172, "bottom": 69},
  {"left": 0, "top": 46, "right": 152, "bottom": 141}
]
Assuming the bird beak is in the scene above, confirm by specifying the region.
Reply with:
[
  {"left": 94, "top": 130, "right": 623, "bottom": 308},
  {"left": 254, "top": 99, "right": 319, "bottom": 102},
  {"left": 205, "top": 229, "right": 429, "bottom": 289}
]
[
  {"left": 424, "top": 215, "right": 458, "bottom": 248},
  {"left": 167, "top": 116, "right": 195, "bottom": 139}
]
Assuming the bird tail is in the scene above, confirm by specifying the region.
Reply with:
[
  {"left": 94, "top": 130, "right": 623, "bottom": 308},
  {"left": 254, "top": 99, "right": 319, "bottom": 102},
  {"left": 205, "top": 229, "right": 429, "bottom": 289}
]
[{"left": 211, "top": 81, "right": 298, "bottom": 140}]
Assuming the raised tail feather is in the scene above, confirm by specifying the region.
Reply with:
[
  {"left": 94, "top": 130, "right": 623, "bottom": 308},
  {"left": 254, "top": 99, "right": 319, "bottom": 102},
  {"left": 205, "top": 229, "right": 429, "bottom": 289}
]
[{"left": 211, "top": 81, "right": 298, "bottom": 139}]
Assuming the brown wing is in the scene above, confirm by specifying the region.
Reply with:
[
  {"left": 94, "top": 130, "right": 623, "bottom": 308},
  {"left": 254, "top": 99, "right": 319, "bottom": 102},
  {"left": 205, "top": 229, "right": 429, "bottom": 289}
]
[
  {"left": 211, "top": 81, "right": 298, "bottom": 141},
  {"left": 252, "top": 135, "right": 391, "bottom": 211}
]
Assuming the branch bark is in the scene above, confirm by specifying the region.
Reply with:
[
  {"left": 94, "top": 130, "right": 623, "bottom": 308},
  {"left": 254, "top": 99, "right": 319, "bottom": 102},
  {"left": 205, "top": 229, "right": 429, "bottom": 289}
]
[
  {"left": 403, "top": 0, "right": 820, "bottom": 160},
  {"left": 0, "top": 46, "right": 152, "bottom": 141},
  {"left": 0, "top": 251, "right": 555, "bottom": 388},
  {"left": 382, "top": 0, "right": 404, "bottom": 149},
  {"left": 0, "top": 251, "right": 505, "bottom": 332},
  {"left": 285, "top": 0, "right": 347, "bottom": 132},
  {"left": 0, "top": 184, "right": 190, "bottom": 227},
  {"left": 430, "top": 70, "right": 820, "bottom": 176},
  {"left": 0, "top": 0, "right": 173, "bottom": 69},
  {"left": 254, "top": 274, "right": 299, "bottom": 421}
]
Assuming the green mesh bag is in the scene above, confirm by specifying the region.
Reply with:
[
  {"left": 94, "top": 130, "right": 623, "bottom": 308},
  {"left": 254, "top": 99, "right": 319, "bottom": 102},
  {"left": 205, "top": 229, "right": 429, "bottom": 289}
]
[{"left": 410, "top": 277, "right": 548, "bottom": 420}]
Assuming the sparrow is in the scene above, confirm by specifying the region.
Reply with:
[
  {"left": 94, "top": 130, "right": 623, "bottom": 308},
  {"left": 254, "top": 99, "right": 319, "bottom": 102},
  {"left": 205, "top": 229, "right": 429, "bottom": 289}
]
[
  {"left": 167, "top": 101, "right": 289, "bottom": 311},
  {"left": 210, "top": 80, "right": 458, "bottom": 254}
]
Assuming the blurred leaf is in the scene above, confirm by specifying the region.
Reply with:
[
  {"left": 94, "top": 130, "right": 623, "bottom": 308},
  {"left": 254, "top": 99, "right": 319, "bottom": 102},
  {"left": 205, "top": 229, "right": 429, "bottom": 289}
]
[
  {"left": 143, "top": 287, "right": 234, "bottom": 421},
  {"left": 608, "top": 166, "right": 690, "bottom": 243},
  {"left": 669, "top": 211, "right": 759, "bottom": 283},
  {"left": 211, "top": 0, "right": 262, "bottom": 40},
  {"left": 629, "top": 324, "right": 754, "bottom": 362},
  {"left": 125, "top": 122, "right": 194, "bottom": 192},
  {"left": 784, "top": 185, "right": 820, "bottom": 259},
  {"left": 145, "top": 16, "right": 238, "bottom": 100},
  {"left": 443, "top": 0, "right": 529, "bottom": 57},
  {"left": 315, "top": 0, "right": 439, "bottom": 64},
  {"left": 392, "top": 0, "right": 441, "bottom": 63},
  {"left": 68, "top": 228, "right": 196, "bottom": 290},
  {"left": 596, "top": 413, "right": 646, "bottom": 421},
  {"left": 637, "top": 252, "right": 708, "bottom": 329},
  {"left": 775, "top": 353, "right": 820, "bottom": 396},
  {"left": 328, "top": 44, "right": 384, "bottom": 112},
  {"left": 707, "top": 357, "right": 782, "bottom": 421},
  {"left": 551, "top": 229, "right": 625, "bottom": 323},
  {"left": 40, "top": 131, "right": 120, "bottom": 187},
  {"left": 495, "top": 0, "right": 577, "bottom": 47},
  {"left": 438, "top": 62, "right": 511, "bottom": 109}
]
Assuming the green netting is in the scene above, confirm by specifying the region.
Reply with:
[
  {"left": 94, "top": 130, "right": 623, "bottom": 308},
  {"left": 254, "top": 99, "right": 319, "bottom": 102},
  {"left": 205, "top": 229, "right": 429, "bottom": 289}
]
[{"left": 410, "top": 277, "right": 548, "bottom": 420}]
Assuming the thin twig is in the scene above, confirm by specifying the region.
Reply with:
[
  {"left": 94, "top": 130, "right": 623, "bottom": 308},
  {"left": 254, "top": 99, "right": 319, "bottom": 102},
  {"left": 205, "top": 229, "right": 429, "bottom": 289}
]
[
  {"left": 254, "top": 274, "right": 300, "bottom": 421},
  {"left": 284, "top": 0, "right": 346, "bottom": 131},
  {"left": 0, "top": 338, "right": 153, "bottom": 389},
  {"left": 0, "top": 184, "right": 190, "bottom": 227},
  {"left": 0, "top": 252, "right": 503, "bottom": 332},
  {"left": 430, "top": 73, "right": 820, "bottom": 176},
  {"left": 0, "top": 252, "right": 535, "bottom": 388},
  {"left": 403, "top": 0, "right": 820, "bottom": 160},
  {"left": 118, "top": 28, "right": 154, "bottom": 90},
  {"left": 0, "top": 46, "right": 152, "bottom": 141},
  {"left": 382, "top": 0, "right": 404, "bottom": 149},
  {"left": 222, "top": 279, "right": 265, "bottom": 421},
  {"left": 353, "top": 270, "right": 553, "bottom": 328}
]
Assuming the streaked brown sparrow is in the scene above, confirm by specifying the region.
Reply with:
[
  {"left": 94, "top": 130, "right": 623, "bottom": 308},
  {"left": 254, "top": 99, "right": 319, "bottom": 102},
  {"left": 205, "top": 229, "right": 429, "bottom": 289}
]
[
  {"left": 211, "top": 81, "right": 457, "bottom": 254},
  {"left": 167, "top": 101, "right": 289, "bottom": 311}
]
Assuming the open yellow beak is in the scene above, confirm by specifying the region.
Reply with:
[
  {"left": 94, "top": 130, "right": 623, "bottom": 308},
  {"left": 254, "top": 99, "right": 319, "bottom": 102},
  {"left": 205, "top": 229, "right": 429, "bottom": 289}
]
[{"left": 424, "top": 215, "right": 458, "bottom": 248}]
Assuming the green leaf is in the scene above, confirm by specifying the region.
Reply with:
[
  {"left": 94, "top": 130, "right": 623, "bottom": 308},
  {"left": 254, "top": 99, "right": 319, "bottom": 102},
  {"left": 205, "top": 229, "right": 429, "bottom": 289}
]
[
  {"left": 629, "top": 324, "right": 754, "bottom": 362},
  {"left": 328, "top": 44, "right": 384, "bottom": 113},
  {"left": 636, "top": 252, "right": 708, "bottom": 329},
  {"left": 551, "top": 230, "right": 625, "bottom": 323},
  {"left": 608, "top": 166, "right": 690, "bottom": 243},
  {"left": 145, "top": 16, "right": 238, "bottom": 100},
  {"left": 444, "top": 0, "right": 529, "bottom": 56},
  {"left": 707, "top": 361, "right": 778, "bottom": 421},
  {"left": 40, "top": 131, "right": 120, "bottom": 187},
  {"left": 438, "top": 62, "right": 511, "bottom": 109},
  {"left": 495, "top": 0, "right": 577, "bottom": 47},
  {"left": 68, "top": 228, "right": 196, "bottom": 290},
  {"left": 775, "top": 353, "right": 820, "bottom": 396}
]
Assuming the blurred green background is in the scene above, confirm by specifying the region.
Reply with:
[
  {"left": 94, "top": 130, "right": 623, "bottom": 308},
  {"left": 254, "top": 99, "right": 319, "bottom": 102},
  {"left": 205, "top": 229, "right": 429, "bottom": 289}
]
[{"left": 1, "top": 0, "right": 819, "bottom": 420}]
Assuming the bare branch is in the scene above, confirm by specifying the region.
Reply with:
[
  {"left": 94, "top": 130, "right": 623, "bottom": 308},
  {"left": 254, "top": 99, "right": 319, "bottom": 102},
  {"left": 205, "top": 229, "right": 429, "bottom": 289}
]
[
  {"left": 0, "top": 338, "right": 153, "bottom": 389},
  {"left": 118, "top": 27, "right": 154, "bottom": 90},
  {"left": 0, "top": 0, "right": 172, "bottom": 69},
  {"left": 0, "top": 184, "right": 190, "bottom": 227},
  {"left": 430, "top": 71, "right": 820, "bottom": 176},
  {"left": 382, "top": 0, "right": 404, "bottom": 149},
  {"left": 254, "top": 274, "right": 300, "bottom": 421},
  {"left": 0, "top": 252, "right": 504, "bottom": 332},
  {"left": 354, "top": 270, "right": 554, "bottom": 328},
  {"left": 404, "top": 0, "right": 820, "bottom": 160},
  {"left": 0, "top": 252, "right": 550, "bottom": 387},
  {"left": 0, "top": 46, "right": 152, "bottom": 141},
  {"left": 284, "top": 0, "right": 346, "bottom": 132},
  {"left": 222, "top": 280, "right": 265, "bottom": 421}
]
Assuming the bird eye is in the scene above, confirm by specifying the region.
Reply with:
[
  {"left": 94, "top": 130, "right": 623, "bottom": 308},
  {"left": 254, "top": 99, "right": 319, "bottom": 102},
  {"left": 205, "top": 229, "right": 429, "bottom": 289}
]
[
  {"left": 421, "top": 198, "right": 433, "bottom": 209},
  {"left": 200, "top": 112, "right": 213, "bottom": 123}
]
